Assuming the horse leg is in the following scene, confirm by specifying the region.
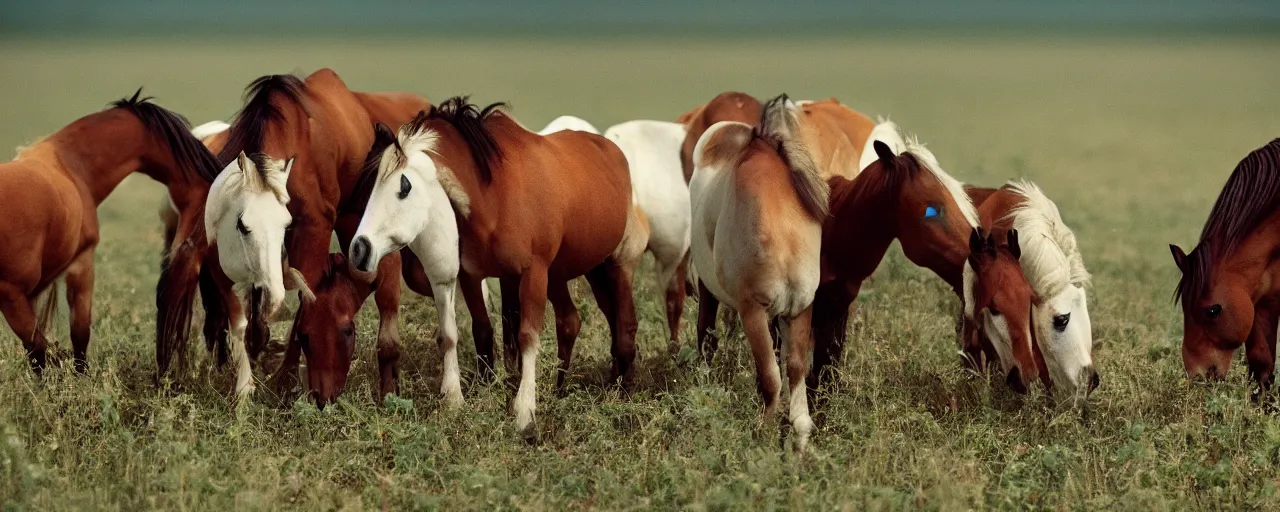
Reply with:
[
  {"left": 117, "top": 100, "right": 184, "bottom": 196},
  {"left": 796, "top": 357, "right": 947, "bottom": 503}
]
[
  {"left": 661, "top": 254, "right": 689, "bottom": 353},
  {"left": 227, "top": 293, "right": 254, "bottom": 397},
  {"left": 460, "top": 270, "right": 496, "bottom": 382},
  {"left": 65, "top": 250, "right": 96, "bottom": 373},
  {"left": 199, "top": 262, "right": 230, "bottom": 369},
  {"left": 430, "top": 277, "right": 463, "bottom": 407},
  {"left": 808, "top": 282, "right": 855, "bottom": 407},
  {"left": 373, "top": 251, "right": 403, "bottom": 401},
  {"left": 500, "top": 276, "right": 522, "bottom": 378},
  {"left": 548, "top": 280, "right": 581, "bottom": 393},
  {"left": 1247, "top": 302, "right": 1279, "bottom": 401},
  {"left": 513, "top": 266, "right": 549, "bottom": 441},
  {"left": 741, "top": 303, "right": 782, "bottom": 424},
  {"left": 695, "top": 279, "right": 720, "bottom": 363},
  {"left": 785, "top": 306, "right": 816, "bottom": 452},
  {"left": 0, "top": 284, "right": 49, "bottom": 374},
  {"left": 586, "top": 258, "right": 639, "bottom": 389}
]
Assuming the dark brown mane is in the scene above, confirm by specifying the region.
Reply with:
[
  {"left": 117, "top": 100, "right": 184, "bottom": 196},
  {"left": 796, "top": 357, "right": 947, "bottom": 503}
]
[
  {"left": 341, "top": 122, "right": 403, "bottom": 217},
  {"left": 837, "top": 148, "right": 927, "bottom": 214},
  {"left": 1176, "top": 138, "right": 1280, "bottom": 304},
  {"left": 419, "top": 96, "right": 506, "bottom": 184},
  {"left": 216, "top": 74, "right": 307, "bottom": 167},
  {"left": 110, "top": 88, "right": 220, "bottom": 183}
]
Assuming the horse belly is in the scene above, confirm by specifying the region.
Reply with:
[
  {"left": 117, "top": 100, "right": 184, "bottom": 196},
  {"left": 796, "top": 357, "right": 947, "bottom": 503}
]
[{"left": 0, "top": 182, "right": 81, "bottom": 292}]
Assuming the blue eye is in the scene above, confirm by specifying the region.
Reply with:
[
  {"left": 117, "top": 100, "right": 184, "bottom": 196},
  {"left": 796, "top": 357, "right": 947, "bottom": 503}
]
[{"left": 924, "top": 206, "right": 938, "bottom": 218}]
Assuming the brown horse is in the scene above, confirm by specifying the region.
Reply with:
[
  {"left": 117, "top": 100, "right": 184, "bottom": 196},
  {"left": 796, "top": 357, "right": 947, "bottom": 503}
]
[
  {"left": 962, "top": 226, "right": 1041, "bottom": 393},
  {"left": 793, "top": 98, "right": 876, "bottom": 180},
  {"left": 1172, "top": 138, "right": 1280, "bottom": 398},
  {"left": 678, "top": 92, "right": 762, "bottom": 182},
  {"left": 805, "top": 122, "right": 1041, "bottom": 395},
  {"left": 155, "top": 69, "right": 430, "bottom": 395},
  {"left": 689, "top": 94, "right": 828, "bottom": 450},
  {"left": 1, "top": 91, "right": 220, "bottom": 374},
  {"left": 338, "top": 98, "right": 637, "bottom": 438}
]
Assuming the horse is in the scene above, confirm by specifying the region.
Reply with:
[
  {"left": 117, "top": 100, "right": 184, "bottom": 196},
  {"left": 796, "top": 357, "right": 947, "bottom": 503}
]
[
  {"left": 539, "top": 115, "right": 599, "bottom": 135},
  {"left": 343, "top": 98, "right": 637, "bottom": 438},
  {"left": 678, "top": 92, "right": 762, "bottom": 182},
  {"left": 805, "top": 121, "right": 1041, "bottom": 396},
  {"left": 0, "top": 90, "right": 221, "bottom": 374},
  {"left": 961, "top": 225, "right": 1041, "bottom": 394},
  {"left": 792, "top": 98, "right": 876, "bottom": 180},
  {"left": 1172, "top": 138, "right": 1280, "bottom": 398},
  {"left": 968, "top": 181, "right": 1099, "bottom": 399},
  {"left": 155, "top": 69, "right": 430, "bottom": 397},
  {"left": 689, "top": 94, "right": 828, "bottom": 450}
]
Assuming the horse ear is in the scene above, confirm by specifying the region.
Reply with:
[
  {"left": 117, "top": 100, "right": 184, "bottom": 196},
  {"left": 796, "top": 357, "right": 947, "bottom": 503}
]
[
  {"left": 235, "top": 151, "right": 252, "bottom": 177},
  {"left": 285, "top": 267, "right": 314, "bottom": 303},
  {"left": 969, "top": 227, "right": 984, "bottom": 256},
  {"left": 985, "top": 232, "right": 998, "bottom": 255},
  {"left": 1170, "top": 244, "right": 1187, "bottom": 272},
  {"left": 280, "top": 156, "right": 295, "bottom": 181},
  {"left": 1007, "top": 229, "right": 1021, "bottom": 259},
  {"left": 873, "top": 140, "right": 896, "bottom": 166}
]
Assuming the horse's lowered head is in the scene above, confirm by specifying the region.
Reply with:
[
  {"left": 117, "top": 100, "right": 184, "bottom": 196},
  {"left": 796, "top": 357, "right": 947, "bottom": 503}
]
[{"left": 205, "top": 151, "right": 308, "bottom": 315}]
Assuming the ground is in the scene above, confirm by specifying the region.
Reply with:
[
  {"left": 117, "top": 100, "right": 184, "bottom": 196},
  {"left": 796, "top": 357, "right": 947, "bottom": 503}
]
[{"left": 2, "top": 33, "right": 1280, "bottom": 510}]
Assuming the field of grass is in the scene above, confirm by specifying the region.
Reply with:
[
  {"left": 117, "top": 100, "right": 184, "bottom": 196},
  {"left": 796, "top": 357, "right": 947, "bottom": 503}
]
[{"left": 2, "top": 33, "right": 1280, "bottom": 509}]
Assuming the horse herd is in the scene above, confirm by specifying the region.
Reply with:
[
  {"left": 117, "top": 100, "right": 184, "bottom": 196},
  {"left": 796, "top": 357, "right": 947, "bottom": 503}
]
[{"left": 2, "top": 68, "right": 1276, "bottom": 449}]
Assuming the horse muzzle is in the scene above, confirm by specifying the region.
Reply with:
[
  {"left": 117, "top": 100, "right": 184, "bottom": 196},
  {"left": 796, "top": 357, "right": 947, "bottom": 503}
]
[{"left": 351, "top": 236, "right": 374, "bottom": 273}]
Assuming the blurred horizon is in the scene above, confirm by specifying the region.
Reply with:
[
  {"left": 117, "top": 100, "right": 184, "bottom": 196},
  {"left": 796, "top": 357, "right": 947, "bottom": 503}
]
[{"left": 3, "top": 0, "right": 1279, "bottom": 36}]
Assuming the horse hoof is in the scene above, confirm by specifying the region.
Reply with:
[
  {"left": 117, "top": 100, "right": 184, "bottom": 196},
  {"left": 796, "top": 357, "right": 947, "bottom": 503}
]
[
  {"left": 517, "top": 418, "right": 537, "bottom": 443},
  {"left": 443, "top": 390, "right": 465, "bottom": 409}
]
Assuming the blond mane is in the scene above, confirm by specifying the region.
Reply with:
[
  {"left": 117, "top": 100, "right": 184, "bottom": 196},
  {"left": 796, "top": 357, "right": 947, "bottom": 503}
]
[{"left": 1004, "top": 179, "right": 1090, "bottom": 298}]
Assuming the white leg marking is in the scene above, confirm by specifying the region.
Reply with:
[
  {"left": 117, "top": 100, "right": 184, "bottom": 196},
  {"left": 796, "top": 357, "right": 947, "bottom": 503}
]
[
  {"left": 434, "top": 282, "right": 464, "bottom": 407},
  {"left": 514, "top": 346, "right": 538, "bottom": 433}
]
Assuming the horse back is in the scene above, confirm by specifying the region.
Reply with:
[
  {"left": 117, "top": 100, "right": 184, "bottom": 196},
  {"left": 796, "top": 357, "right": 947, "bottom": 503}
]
[
  {"left": 796, "top": 100, "right": 875, "bottom": 180},
  {"left": 680, "top": 92, "right": 762, "bottom": 181}
]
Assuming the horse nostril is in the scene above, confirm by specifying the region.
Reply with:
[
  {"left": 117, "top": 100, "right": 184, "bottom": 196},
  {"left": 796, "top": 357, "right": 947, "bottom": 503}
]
[
  {"left": 1007, "top": 367, "right": 1028, "bottom": 394},
  {"left": 351, "top": 237, "right": 372, "bottom": 272}
]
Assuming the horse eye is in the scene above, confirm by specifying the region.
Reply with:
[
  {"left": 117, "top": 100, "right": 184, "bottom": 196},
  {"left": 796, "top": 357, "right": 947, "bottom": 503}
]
[
  {"left": 1205, "top": 304, "right": 1222, "bottom": 320},
  {"left": 397, "top": 174, "right": 411, "bottom": 199},
  {"left": 923, "top": 205, "right": 939, "bottom": 219},
  {"left": 342, "top": 326, "right": 356, "bottom": 338},
  {"left": 236, "top": 217, "right": 249, "bottom": 235},
  {"left": 1053, "top": 313, "right": 1070, "bottom": 332}
]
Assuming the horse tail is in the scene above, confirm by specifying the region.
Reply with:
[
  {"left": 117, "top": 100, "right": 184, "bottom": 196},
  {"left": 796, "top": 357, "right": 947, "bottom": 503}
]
[
  {"left": 155, "top": 229, "right": 208, "bottom": 382},
  {"left": 759, "top": 93, "right": 829, "bottom": 220},
  {"left": 33, "top": 278, "right": 63, "bottom": 343}
]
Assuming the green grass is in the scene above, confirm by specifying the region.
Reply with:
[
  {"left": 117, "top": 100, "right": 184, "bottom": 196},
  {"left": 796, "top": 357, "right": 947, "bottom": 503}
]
[{"left": 3, "top": 34, "right": 1280, "bottom": 510}]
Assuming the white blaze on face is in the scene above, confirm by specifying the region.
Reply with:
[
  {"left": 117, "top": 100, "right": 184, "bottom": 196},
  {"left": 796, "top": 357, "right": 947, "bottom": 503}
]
[
  {"left": 205, "top": 153, "right": 293, "bottom": 314},
  {"left": 1035, "top": 285, "right": 1093, "bottom": 393},
  {"left": 981, "top": 312, "right": 1020, "bottom": 374}
]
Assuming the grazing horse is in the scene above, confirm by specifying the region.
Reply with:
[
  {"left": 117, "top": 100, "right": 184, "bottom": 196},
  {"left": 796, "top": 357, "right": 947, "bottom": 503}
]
[
  {"left": 1172, "top": 139, "right": 1280, "bottom": 397},
  {"left": 344, "top": 98, "right": 637, "bottom": 438},
  {"left": 805, "top": 121, "right": 1041, "bottom": 395},
  {"left": 678, "top": 92, "right": 762, "bottom": 182},
  {"left": 967, "top": 181, "right": 1099, "bottom": 399},
  {"left": 155, "top": 69, "right": 430, "bottom": 396},
  {"left": 689, "top": 95, "right": 828, "bottom": 450},
  {"left": 962, "top": 226, "right": 1040, "bottom": 393},
  {"left": 792, "top": 98, "right": 876, "bottom": 180},
  {"left": 0, "top": 91, "right": 221, "bottom": 374}
]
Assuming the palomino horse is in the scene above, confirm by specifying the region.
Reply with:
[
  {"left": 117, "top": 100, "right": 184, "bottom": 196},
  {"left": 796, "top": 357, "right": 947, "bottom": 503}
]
[
  {"left": 1, "top": 91, "right": 221, "bottom": 374},
  {"left": 678, "top": 92, "right": 762, "bottom": 182},
  {"left": 156, "top": 69, "right": 430, "bottom": 397},
  {"left": 792, "top": 98, "right": 876, "bottom": 180},
  {"left": 967, "top": 181, "right": 1099, "bottom": 399},
  {"left": 345, "top": 98, "right": 637, "bottom": 438},
  {"left": 806, "top": 121, "right": 1041, "bottom": 395},
  {"left": 689, "top": 94, "right": 828, "bottom": 450},
  {"left": 1172, "top": 139, "right": 1280, "bottom": 398}
]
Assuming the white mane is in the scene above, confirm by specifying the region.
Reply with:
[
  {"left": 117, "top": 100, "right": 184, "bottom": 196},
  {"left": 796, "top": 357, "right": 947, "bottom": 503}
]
[
  {"left": 538, "top": 115, "right": 599, "bottom": 135},
  {"left": 1004, "top": 179, "right": 1090, "bottom": 298},
  {"left": 860, "top": 120, "right": 980, "bottom": 228}
]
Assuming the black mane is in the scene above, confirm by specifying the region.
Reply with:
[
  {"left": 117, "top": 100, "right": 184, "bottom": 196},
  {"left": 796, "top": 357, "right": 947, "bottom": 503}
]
[
  {"left": 415, "top": 96, "right": 506, "bottom": 184},
  {"left": 216, "top": 74, "right": 307, "bottom": 167},
  {"left": 341, "top": 122, "right": 403, "bottom": 217},
  {"left": 110, "top": 88, "right": 220, "bottom": 183},
  {"left": 1176, "top": 138, "right": 1280, "bottom": 304}
]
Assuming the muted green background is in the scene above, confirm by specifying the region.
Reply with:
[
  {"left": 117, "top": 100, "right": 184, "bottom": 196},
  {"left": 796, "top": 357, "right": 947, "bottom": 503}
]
[{"left": 2, "top": 21, "right": 1280, "bottom": 512}]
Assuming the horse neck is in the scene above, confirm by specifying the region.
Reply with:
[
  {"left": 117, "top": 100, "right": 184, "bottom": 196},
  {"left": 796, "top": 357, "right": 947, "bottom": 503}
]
[
  {"left": 1229, "top": 211, "right": 1280, "bottom": 302},
  {"left": 822, "top": 174, "right": 898, "bottom": 283},
  {"left": 430, "top": 121, "right": 503, "bottom": 228},
  {"left": 46, "top": 109, "right": 182, "bottom": 204}
]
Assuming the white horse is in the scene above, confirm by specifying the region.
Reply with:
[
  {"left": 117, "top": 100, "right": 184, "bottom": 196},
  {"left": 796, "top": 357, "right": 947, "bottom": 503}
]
[
  {"left": 989, "top": 180, "right": 1096, "bottom": 398},
  {"left": 203, "top": 151, "right": 308, "bottom": 396},
  {"left": 689, "top": 95, "right": 826, "bottom": 451},
  {"left": 348, "top": 123, "right": 466, "bottom": 406}
]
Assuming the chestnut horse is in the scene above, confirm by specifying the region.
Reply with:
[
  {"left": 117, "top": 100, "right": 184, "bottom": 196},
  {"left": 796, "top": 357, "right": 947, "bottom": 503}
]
[
  {"left": 1, "top": 91, "right": 220, "bottom": 374},
  {"left": 344, "top": 98, "right": 636, "bottom": 438},
  {"left": 156, "top": 69, "right": 430, "bottom": 395},
  {"left": 678, "top": 92, "right": 762, "bottom": 182},
  {"left": 967, "top": 181, "right": 1099, "bottom": 398},
  {"left": 1172, "top": 138, "right": 1280, "bottom": 398},
  {"left": 793, "top": 98, "right": 876, "bottom": 180},
  {"left": 690, "top": 95, "right": 828, "bottom": 450},
  {"left": 805, "top": 122, "right": 1041, "bottom": 395}
]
